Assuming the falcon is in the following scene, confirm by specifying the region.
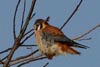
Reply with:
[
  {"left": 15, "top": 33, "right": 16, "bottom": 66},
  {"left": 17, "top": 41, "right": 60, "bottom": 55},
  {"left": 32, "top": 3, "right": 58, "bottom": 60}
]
[{"left": 33, "top": 19, "right": 89, "bottom": 59}]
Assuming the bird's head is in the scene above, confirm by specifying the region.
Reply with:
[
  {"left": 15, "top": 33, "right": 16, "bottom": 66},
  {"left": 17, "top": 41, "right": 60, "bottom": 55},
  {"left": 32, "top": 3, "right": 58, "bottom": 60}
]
[{"left": 33, "top": 19, "right": 49, "bottom": 31}]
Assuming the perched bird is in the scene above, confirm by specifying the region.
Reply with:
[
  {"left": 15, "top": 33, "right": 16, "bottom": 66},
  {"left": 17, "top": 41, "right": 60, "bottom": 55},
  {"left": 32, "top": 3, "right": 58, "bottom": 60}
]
[{"left": 33, "top": 19, "right": 89, "bottom": 59}]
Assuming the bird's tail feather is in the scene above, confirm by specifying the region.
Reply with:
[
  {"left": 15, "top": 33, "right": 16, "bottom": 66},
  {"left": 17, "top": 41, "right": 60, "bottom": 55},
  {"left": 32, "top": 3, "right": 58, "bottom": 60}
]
[
  {"left": 60, "top": 44, "right": 80, "bottom": 55},
  {"left": 67, "top": 47, "right": 80, "bottom": 55}
]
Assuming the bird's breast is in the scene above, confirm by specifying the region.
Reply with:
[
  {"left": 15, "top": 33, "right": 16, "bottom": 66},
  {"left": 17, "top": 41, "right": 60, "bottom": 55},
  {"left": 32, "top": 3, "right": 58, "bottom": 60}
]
[{"left": 35, "top": 31, "right": 67, "bottom": 56}]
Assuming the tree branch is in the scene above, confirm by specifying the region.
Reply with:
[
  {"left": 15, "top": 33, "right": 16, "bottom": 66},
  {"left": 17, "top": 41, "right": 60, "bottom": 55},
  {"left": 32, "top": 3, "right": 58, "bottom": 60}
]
[
  {"left": 73, "top": 24, "right": 100, "bottom": 40},
  {"left": 18, "top": 0, "right": 36, "bottom": 39},
  {"left": 17, "top": 56, "right": 47, "bottom": 67},
  {"left": 60, "top": 0, "right": 83, "bottom": 30},
  {"left": 24, "top": 29, "right": 34, "bottom": 37},
  {"left": 0, "top": 48, "right": 11, "bottom": 54},
  {"left": 21, "top": 32, "right": 34, "bottom": 44},
  {"left": 20, "top": 0, "right": 26, "bottom": 33},
  {"left": 30, "top": 13, "right": 36, "bottom": 20},
  {"left": 77, "top": 38, "right": 92, "bottom": 41},
  {"left": 8, "top": 50, "right": 39, "bottom": 66},
  {"left": 3, "top": 1, "right": 37, "bottom": 67},
  {"left": 43, "top": 62, "right": 49, "bottom": 67},
  {"left": 20, "top": 44, "right": 37, "bottom": 47},
  {"left": 1, "top": 55, "right": 8, "bottom": 61},
  {"left": 3, "top": 38, "right": 20, "bottom": 67},
  {"left": 13, "top": 0, "right": 21, "bottom": 40}
]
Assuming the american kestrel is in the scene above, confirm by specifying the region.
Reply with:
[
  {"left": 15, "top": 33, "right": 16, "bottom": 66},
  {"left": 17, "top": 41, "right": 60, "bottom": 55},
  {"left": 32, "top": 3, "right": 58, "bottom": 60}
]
[{"left": 33, "top": 19, "right": 89, "bottom": 59}]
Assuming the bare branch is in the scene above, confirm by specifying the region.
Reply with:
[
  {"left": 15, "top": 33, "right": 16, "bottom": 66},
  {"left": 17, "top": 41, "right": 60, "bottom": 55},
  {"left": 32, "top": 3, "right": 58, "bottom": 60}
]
[
  {"left": 3, "top": 1, "right": 37, "bottom": 67},
  {"left": 73, "top": 24, "right": 100, "bottom": 40},
  {"left": 30, "top": 13, "right": 36, "bottom": 20},
  {"left": 18, "top": 0, "right": 36, "bottom": 39},
  {"left": 24, "top": 29, "right": 34, "bottom": 37},
  {"left": 43, "top": 62, "right": 49, "bottom": 67},
  {"left": 20, "top": 0, "right": 26, "bottom": 33},
  {"left": 12, "top": 49, "right": 38, "bottom": 61},
  {"left": 60, "top": 0, "right": 83, "bottom": 30},
  {"left": 1, "top": 55, "right": 8, "bottom": 61},
  {"left": 20, "top": 44, "right": 37, "bottom": 47},
  {"left": 0, "top": 48, "right": 11, "bottom": 54},
  {"left": 17, "top": 56, "right": 47, "bottom": 67},
  {"left": 3, "top": 38, "right": 20, "bottom": 67},
  {"left": 77, "top": 38, "right": 92, "bottom": 41},
  {"left": 21, "top": 32, "right": 34, "bottom": 44},
  {"left": 8, "top": 50, "right": 39, "bottom": 66},
  {"left": 13, "top": 0, "right": 21, "bottom": 40}
]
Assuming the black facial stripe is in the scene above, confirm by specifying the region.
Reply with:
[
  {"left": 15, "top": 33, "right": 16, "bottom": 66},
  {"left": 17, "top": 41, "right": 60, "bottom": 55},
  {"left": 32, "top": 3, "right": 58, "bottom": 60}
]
[
  {"left": 40, "top": 23, "right": 42, "bottom": 29},
  {"left": 35, "top": 25, "right": 38, "bottom": 30}
]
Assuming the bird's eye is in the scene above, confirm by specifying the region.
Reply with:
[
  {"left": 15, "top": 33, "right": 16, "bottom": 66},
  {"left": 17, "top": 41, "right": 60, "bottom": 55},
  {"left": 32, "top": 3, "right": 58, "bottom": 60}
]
[
  {"left": 34, "top": 23, "right": 42, "bottom": 31},
  {"left": 36, "top": 24, "right": 39, "bottom": 27}
]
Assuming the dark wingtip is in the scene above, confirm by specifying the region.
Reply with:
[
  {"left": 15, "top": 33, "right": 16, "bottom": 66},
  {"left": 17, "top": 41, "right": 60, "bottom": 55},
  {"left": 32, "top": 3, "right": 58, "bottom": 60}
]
[
  {"left": 80, "top": 45, "right": 90, "bottom": 49},
  {"left": 74, "top": 42, "right": 90, "bottom": 49}
]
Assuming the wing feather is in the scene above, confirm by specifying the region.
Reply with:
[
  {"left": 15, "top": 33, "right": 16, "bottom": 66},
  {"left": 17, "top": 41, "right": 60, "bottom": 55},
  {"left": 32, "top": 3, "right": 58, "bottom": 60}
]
[{"left": 41, "top": 25, "right": 89, "bottom": 49}]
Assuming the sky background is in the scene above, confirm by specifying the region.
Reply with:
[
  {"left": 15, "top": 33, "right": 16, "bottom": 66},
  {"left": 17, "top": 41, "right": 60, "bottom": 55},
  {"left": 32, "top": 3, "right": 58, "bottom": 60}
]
[{"left": 0, "top": 0, "right": 100, "bottom": 67}]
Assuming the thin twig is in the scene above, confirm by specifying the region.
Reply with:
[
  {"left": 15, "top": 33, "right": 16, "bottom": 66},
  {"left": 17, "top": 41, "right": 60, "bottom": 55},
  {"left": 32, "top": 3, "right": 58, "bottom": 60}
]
[
  {"left": 24, "top": 29, "right": 34, "bottom": 37},
  {"left": 13, "top": 0, "right": 21, "bottom": 40},
  {"left": 8, "top": 49, "right": 39, "bottom": 66},
  {"left": 0, "top": 48, "right": 11, "bottom": 54},
  {"left": 73, "top": 24, "right": 100, "bottom": 40},
  {"left": 18, "top": 0, "right": 36, "bottom": 39},
  {"left": 20, "top": 0, "right": 26, "bottom": 33},
  {"left": 1, "top": 55, "right": 8, "bottom": 61},
  {"left": 12, "top": 49, "right": 39, "bottom": 61},
  {"left": 20, "top": 44, "right": 37, "bottom": 47},
  {"left": 30, "top": 13, "right": 36, "bottom": 20},
  {"left": 60, "top": 0, "right": 83, "bottom": 30},
  {"left": 21, "top": 32, "right": 34, "bottom": 44},
  {"left": 78, "top": 38, "right": 92, "bottom": 41},
  {"left": 43, "top": 62, "right": 49, "bottom": 67}
]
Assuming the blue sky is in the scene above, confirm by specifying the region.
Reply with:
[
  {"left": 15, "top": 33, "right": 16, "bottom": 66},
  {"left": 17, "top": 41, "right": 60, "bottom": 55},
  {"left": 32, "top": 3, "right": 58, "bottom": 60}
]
[{"left": 0, "top": 0, "right": 100, "bottom": 67}]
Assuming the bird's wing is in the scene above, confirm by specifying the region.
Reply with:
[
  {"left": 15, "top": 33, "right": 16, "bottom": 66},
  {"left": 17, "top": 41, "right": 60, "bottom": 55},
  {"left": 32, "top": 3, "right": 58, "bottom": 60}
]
[{"left": 41, "top": 25, "right": 89, "bottom": 49}]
